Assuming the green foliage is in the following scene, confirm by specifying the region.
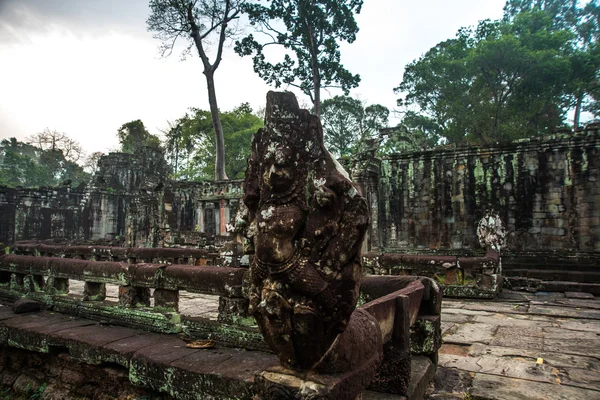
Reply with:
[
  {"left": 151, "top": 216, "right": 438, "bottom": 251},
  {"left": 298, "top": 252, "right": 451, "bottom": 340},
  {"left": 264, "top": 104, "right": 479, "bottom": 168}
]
[
  {"left": 235, "top": 0, "right": 363, "bottom": 114},
  {"left": 117, "top": 120, "right": 161, "bottom": 153},
  {"left": 320, "top": 96, "right": 389, "bottom": 157},
  {"left": 148, "top": 0, "right": 243, "bottom": 180},
  {"left": 164, "top": 103, "right": 263, "bottom": 180},
  {"left": 0, "top": 137, "right": 90, "bottom": 188},
  {"left": 380, "top": 112, "right": 442, "bottom": 154},
  {"left": 396, "top": 1, "right": 600, "bottom": 144}
]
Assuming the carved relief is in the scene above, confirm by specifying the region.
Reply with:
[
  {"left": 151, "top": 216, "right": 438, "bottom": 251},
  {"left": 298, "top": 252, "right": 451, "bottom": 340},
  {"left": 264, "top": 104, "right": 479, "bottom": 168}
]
[{"left": 239, "top": 91, "right": 371, "bottom": 371}]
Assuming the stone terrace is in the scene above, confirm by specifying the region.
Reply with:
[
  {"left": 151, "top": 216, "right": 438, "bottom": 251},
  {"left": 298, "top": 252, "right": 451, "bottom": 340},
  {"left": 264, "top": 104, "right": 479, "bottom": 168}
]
[
  {"left": 430, "top": 291, "right": 600, "bottom": 399},
  {"left": 26, "top": 283, "right": 600, "bottom": 399}
]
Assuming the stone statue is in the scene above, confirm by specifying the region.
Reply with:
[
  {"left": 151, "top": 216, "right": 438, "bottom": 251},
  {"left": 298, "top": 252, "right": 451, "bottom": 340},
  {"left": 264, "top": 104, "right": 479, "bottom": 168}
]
[{"left": 239, "top": 92, "right": 382, "bottom": 396}]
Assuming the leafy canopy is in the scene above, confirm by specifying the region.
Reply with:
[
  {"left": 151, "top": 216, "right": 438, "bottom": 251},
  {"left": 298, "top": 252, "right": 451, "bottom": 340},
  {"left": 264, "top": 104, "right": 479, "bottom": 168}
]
[
  {"left": 320, "top": 96, "right": 389, "bottom": 157},
  {"left": 0, "top": 137, "right": 89, "bottom": 188},
  {"left": 164, "top": 103, "right": 263, "bottom": 180},
  {"left": 117, "top": 120, "right": 161, "bottom": 153},
  {"left": 396, "top": 10, "right": 578, "bottom": 144},
  {"left": 235, "top": 0, "right": 363, "bottom": 114}
]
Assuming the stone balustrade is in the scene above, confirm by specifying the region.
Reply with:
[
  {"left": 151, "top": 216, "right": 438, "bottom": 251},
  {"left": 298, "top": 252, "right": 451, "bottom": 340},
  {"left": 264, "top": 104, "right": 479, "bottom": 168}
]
[
  {"left": 0, "top": 252, "right": 442, "bottom": 398},
  {"left": 0, "top": 254, "right": 261, "bottom": 348},
  {"left": 363, "top": 250, "right": 501, "bottom": 298},
  {"left": 11, "top": 243, "right": 220, "bottom": 265}
]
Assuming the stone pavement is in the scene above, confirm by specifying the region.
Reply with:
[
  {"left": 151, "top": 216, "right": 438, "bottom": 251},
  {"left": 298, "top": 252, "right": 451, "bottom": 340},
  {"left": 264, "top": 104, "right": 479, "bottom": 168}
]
[
  {"left": 60, "top": 281, "right": 600, "bottom": 399},
  {"left": 429, "top": 290, "right": 600, "bottom": 400}
]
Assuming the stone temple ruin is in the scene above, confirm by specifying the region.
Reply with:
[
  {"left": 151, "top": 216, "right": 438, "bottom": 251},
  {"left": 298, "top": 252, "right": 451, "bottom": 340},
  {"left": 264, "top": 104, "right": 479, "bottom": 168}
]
[{"left": 0, "top": 92, "right": 599, "bottom": 399}]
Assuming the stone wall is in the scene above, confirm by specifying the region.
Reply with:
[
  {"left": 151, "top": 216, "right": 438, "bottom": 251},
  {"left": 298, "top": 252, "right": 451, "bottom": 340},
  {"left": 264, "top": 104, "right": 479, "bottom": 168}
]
[
  {"left": 0, "top": 182, "right": 242, "bottom": 248},
  {"left": 0, "top": 149, "right": 242, "bottom": 248},
  {"left": 3, "top": 129, "right": 599, "bottom": 267},
  {"left": 373, "top": 129, "right": 600, "bottom": 255}
]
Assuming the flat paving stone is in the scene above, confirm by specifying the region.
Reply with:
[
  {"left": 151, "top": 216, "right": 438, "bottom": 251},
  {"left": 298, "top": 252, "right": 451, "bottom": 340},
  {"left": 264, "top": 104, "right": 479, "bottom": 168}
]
[
  {"left": 442, "top": 308, "right": 494, "bottom": 317},
  {"left": 565, "top": 292, "right": 595, "bottom": 299},
  {"left": 471, "top": 314, "right": 555, "bottom": 328},
  {"left": 532, "top": 291, "right": 566, "bottom": 300},
  {"left": 443, "top": 323, "right": 497, "bottom": 345},
  {"left": 50, "top": 324, "right": 144, "bottom": 364},
  {"left": 544, "top": 338, "right": 600, "bottom": 358},
  {"left": 100, "top": 332, "right": 170, "bottom": 367},
  {"left": 431, "top": 291, "right": 600, "bottom": 399},
  {"left": 470, "top": 373, "right": 600, "bottom": 400},
  {"left": 488, "top": 333, "right": 544, "bottom": 351},
  {"left": 529, "top": 304, "right": 600, "bottom": 319},
  {"left": 439, "top": 353, "right": 569, "bottom": 388},
  {"left": 440, "top": 312, "right": 472, "bottom": 324},
  {"left": 440, "top": 322, "right": 455, "bottom": 336},
  {"left": 555, "top": 318, "right": 600, "bottom": 333}
]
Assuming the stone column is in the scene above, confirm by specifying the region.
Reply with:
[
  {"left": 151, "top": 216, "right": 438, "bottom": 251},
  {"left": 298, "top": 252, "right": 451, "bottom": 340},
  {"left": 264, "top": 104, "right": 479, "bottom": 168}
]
[
  {"left": 219, "top": 199, "right": 227, "bottom": 235},
  {"left": 214, "top": 202, "right": 220, "bottom": 235},
  {"left": 197, "top": 202, "right": 205, "bottom": 232}
]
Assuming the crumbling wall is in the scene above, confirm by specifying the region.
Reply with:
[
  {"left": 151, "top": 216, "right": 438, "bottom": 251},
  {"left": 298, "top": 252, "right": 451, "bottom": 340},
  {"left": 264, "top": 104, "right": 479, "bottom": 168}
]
[
  {"left": 5, "top": 128, "right": 599, "bottom": 259},
  {"left": 375, "top": 128, "right": 600, "bottom": 254},
  {"left": 0, "top": 187, "right": 16, "bottom": 244},
  {"left": 13, "top": 186, "right": 87, "bottom": 242}
]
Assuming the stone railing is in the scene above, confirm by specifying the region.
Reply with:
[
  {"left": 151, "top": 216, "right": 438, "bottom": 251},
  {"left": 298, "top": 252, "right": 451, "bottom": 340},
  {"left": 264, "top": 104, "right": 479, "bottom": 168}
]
[
  {"left": 0, "top": 251, "right": 442, "bottom": 397},
  {"left": 11, "top": 243, "right": 220, "bottom": 265},
  {"left": 360, "top": 275, "right": 441, "bottom": 394},
  {"left": 363, "top": 250, "right": 501, "bottom": 298},
  {"left": 0, "top": 254, "right": 266, "bottom": 351}
]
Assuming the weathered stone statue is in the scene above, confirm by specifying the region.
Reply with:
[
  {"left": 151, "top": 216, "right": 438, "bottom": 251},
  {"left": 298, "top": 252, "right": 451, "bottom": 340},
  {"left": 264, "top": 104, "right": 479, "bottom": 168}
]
[{"left": 239, "top": 91, "right": 382, "bottom": 399}]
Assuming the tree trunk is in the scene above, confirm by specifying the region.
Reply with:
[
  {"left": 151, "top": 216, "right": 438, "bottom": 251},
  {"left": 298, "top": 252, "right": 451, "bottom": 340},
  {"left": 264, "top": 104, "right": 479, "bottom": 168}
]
[
  {"left": 204, "top": 68, "right": 228, "bottom": 181},
  {"left": 574, "top": 91, "right": 583, "bottom": 128},
  {"left": 313, "top": 77, "right": 321, "bottom": 117}
]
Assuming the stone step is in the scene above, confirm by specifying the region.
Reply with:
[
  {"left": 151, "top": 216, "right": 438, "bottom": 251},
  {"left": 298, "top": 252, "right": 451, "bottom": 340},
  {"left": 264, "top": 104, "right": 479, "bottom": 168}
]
[
  {"left": 0, "top": 308, "right": 279, "bottom": 399},
  {"left": 0, "top": 306, "right": 435, "bottom": 400}
]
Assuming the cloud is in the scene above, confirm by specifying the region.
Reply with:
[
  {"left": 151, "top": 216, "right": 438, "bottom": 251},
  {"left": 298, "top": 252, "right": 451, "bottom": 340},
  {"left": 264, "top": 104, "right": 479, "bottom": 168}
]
[{"left": 0, "top": 0, "right": 152, "bottom": 43}]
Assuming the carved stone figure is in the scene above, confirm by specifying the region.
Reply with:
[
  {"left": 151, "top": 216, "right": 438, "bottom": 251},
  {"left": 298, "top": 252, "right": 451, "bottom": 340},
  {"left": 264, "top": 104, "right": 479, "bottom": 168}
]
[{"left": 239, "top": 91, "right": 381, "bottom": 382}]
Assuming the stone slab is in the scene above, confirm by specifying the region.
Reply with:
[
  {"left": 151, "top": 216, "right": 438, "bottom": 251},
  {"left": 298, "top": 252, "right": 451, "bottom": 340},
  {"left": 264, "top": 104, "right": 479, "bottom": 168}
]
[
  {"left": 467, "top": 343, "right": 600, "bottom": 371},
  {"left": 442, "top": 323, "right": 497, "bottom": 345},
  {"left": 5, "top": 313, "right": 96, "bottom": 352},
  {"left": 404, "top": 356, "right": 435, "bottom": 400},
  {"left": 99, "top": 332, "right": 169, "bottom": 367},
  {"left": 438, "top": 353, "right": 595, "bottom": 389},
  {"left": 543, "top": 338, "right": 600, "bottom": 358},
  {"left": 50, "top": 324, "right": 143, "bottom": 364},
  {"left": 528, "top": 304, "right": 600, "bottom": 319},
  {"left": 167, "top": 348, "right": 279, "bottom": 400},
  {"left": 470, "top": 373, "right": 600, "bottom": 400},
  {"left": 565, "top": 292, "right": 596, "bottom": 299},
  {"left": 470, "top": 314, "right": 554, "bottom": 329},
  {"left": 556, "top": 319, "right": 600, "bottom": 333}
]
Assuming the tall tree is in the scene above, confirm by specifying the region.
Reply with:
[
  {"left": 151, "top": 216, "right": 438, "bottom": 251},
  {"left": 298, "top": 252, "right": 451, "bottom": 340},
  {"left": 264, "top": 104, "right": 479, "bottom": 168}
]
[
  {"left": 147, "top": 0, "right": 243, "bottom": 180},
  {"left": 0, "top": 138, "right": 89, "bottom": 188},
  {"left": 396, "top": 14, "right": 573, "bottom": 144},
  {"left": 320, "top": 96, "right": 389, "bottom": 157},
  {"left": 504, "top": 0, "right": 600, "bottom": 125},
  {"left": 235, "top": 0, "right": 363, "bottom": 116},
  {"left": 164, "top": 104, "right": 263, "bottom": 180},
  {"left": 26, "top": 128, "right": 84, "bottom": 163}
]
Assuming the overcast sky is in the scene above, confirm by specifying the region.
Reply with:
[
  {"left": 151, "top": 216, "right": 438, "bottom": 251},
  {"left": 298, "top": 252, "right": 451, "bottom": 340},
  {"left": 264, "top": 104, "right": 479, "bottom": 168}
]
[{"left": 0, "top": 0, "right": 506, "bottom": 155}]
